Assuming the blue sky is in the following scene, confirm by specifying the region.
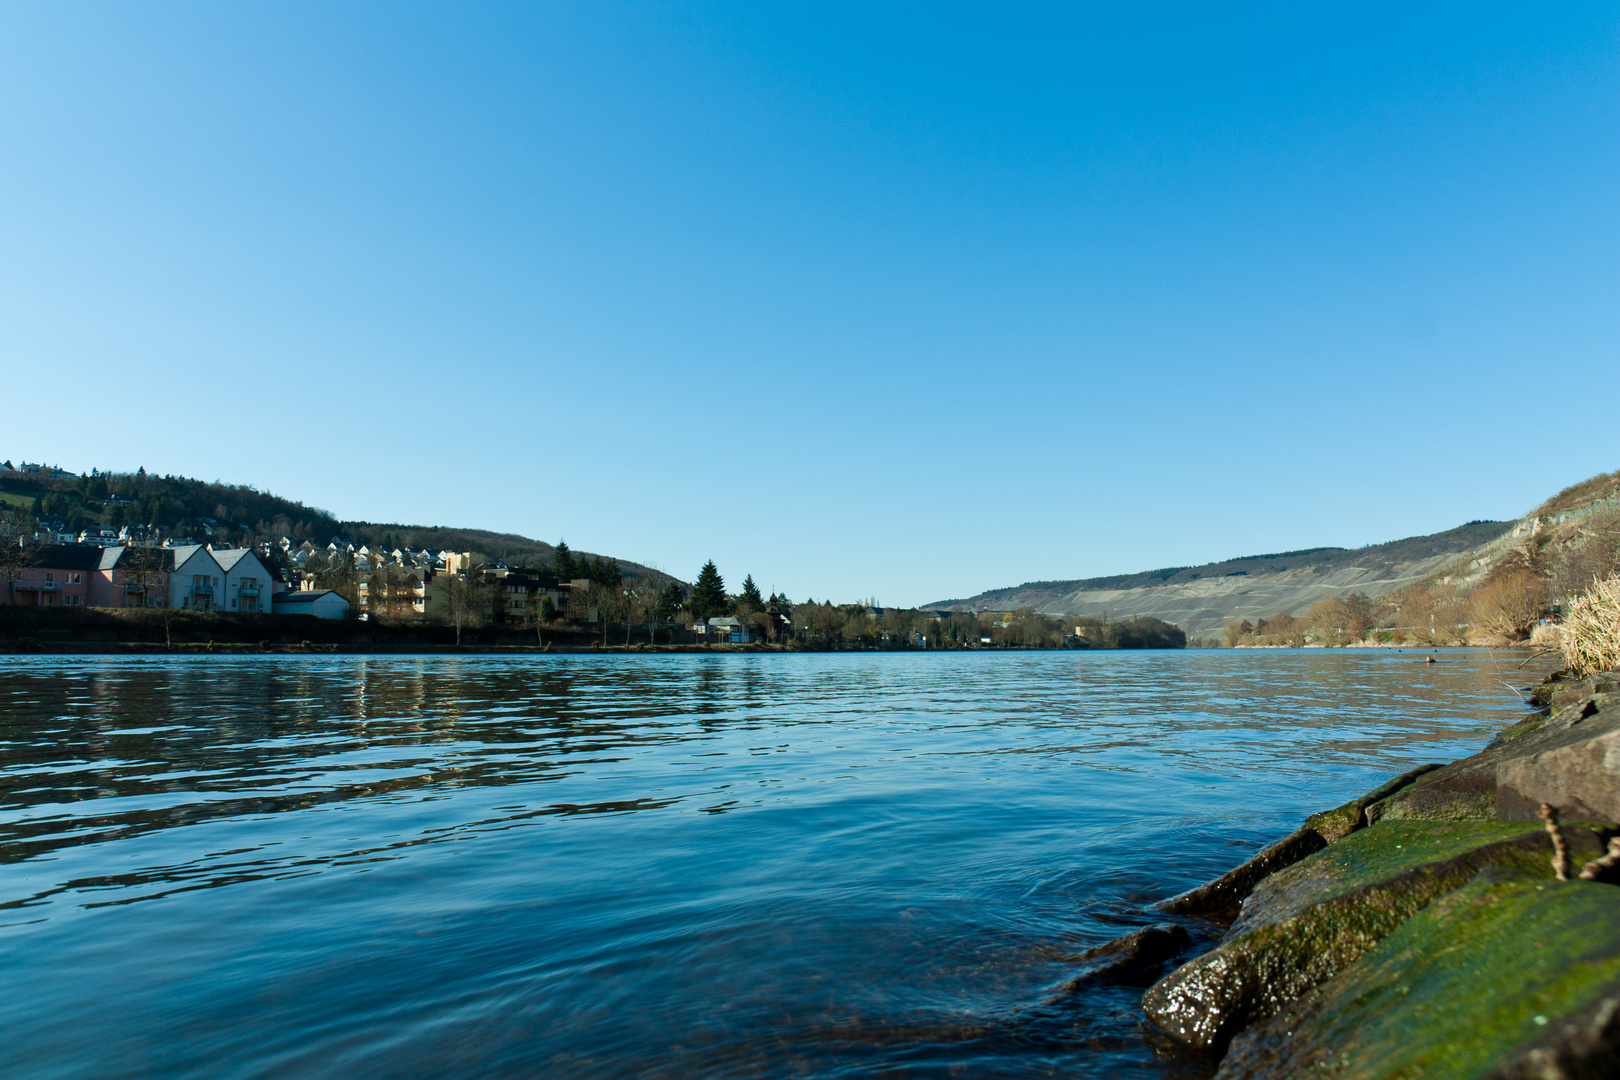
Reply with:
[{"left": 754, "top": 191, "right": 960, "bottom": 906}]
[{"left": 1, "top": 3, "right": 1615, "bottom": 605}]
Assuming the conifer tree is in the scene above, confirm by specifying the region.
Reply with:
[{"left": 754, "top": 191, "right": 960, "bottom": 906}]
[
  {"left": 740, "top": 574, "right": 764, "bottom": 610},
  {"left": 689, "top": 560, "right": 728, "bottom": 620},
  {"left": 655, "top": 582, "right": 687, "bottom": 622},
  {"left": 553, "top": 540, "right": 575, "bottom": 581}
]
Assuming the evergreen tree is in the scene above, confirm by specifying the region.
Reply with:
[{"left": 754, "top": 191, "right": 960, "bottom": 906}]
[
  {"left": 689, "top": 560, "right": 728, "bottom": 620},
  {"left": 553, "top": 540, "right": 575, "bottom": 581},
  {"left": 740, "top": 574, "right": 764, "bottom": 610},
  {"left": 655, "top": 582, "right": 687, "bottom": 621}
]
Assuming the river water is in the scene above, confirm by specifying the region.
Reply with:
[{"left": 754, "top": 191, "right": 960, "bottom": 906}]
[{"left": 0, "top": 650, "right": 1557, "bottom": 1078}]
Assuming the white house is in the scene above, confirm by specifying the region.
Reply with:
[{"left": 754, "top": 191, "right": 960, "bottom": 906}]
[
  {"left": 271, "top": 589, "right": 349, "bottom": 619},
  {"left": 211, "top": 548, "right": 277, "bottom": 613},
  {"left": 167, "top": 546, "right": 222, "bottom": 610}
]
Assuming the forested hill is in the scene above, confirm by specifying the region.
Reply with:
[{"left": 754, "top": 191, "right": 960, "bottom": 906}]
[
  {"left": 0, "top": 464, "right": 674, "bottom": 584},
  {"left": 930, "top": 519, "right": 1513, "bottom": 638}
]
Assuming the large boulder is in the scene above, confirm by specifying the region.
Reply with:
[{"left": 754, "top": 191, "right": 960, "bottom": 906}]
[
  {"left": 1496, "top": 700, "right": 1620, "bottom": 823},
  {"left": 1368, "top": 694, "right": 1620, "bottom": 825}
]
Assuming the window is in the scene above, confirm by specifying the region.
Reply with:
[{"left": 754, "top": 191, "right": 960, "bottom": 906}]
[{"left": 45, "top": 572, "right": 54, "bottom": 584}]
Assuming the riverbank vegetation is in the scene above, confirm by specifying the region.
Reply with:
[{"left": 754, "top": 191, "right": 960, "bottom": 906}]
[{"left": 1560, "top": 572, "right": 1620, "bottom": 676}]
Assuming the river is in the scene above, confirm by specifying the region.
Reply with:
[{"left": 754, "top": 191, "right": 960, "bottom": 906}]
[{"left": 0, "top": 649, "right": 1558, "bottom": 1078}]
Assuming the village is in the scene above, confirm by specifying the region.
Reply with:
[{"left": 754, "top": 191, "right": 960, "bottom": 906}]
[
  {"left": 0, "top": 524, "right": 800, "bottom": 644},
  {"left": 0, "top": 461, "right": 1189, "bottom": 649}
]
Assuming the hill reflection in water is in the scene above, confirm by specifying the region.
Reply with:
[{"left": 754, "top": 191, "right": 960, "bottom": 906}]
[{"left": 0, "top": 650, "right": 1558, "bottom": 1078}]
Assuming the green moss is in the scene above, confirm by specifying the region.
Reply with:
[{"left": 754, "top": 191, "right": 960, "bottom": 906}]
[
  {"left": 1279, "top": 822, "right": 1546, "bottom": 897},
  {"left": 1369, "top": 786, "right": 1499, "bottom": 823},
  {"left": 1305, "top": 764, "right": 1443, "bottom": 842},
  {"left": 1144, "top": 823, "right": 1607, "bottom": 1050},
  {"left": 1493, "top": 718, "right": 1544, "bottom": 745},
  {"left": 1231, "top": 821, "right": 1584, "bottom": 937},
  {"left": 1221, "top": 874, "right": 1620, "bottom": 1079}
]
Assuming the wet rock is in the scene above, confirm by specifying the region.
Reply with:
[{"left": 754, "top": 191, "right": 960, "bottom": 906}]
[
  {"left": 1142, "top": 822, "right": 1607, "bottom": 1052},
  {"left": 1058, "top": 923, "right": 1193, "bottom": 992},
  {"left": 1156, "top": 765, "right": 1441, "bottom": 923},
  {"left": 1214, "top": 871, "right": 1620, "bottom": 1079},
  {"left": 1154, "top": 825, "right": 1327, "bottom": 924}
]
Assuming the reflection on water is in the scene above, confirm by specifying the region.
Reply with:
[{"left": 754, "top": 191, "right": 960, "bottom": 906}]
[{"left": 0, "top": 650, "right": 1556, "bottom": 1078}]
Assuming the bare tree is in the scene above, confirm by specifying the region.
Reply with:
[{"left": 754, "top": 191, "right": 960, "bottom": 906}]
[
  {"left": 437, "top": 562, "right": 488, "bottom": 645},
  {"left": 120, "top": 543, "right": 178, "bottom": 649},
  {"left": 0, "top": 509, "right": 42, "bottom": 607}
]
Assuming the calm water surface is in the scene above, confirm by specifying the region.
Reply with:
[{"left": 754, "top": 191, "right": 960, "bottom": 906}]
[{"left": 0, "top": 650, "right": 1558, "bottom": 1078}]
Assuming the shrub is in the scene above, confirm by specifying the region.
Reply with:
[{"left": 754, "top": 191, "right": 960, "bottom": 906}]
[
  {"left": 1561, "top": 573, "right": 1620, "bottom": 677},
  {"left": 1465, "top": 570, "right": 1547, "bottom": 640},
  {"left": 1398, "top": 585, "right": 1467, "bottom": 647}
]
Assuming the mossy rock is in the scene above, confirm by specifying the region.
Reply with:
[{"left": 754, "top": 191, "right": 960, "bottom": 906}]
[
  {"left": 1215, "top": 872, "right": 1620, "bottom": 1079},
  {"left": 1143, "top": 821, "right": 1608, "bottom": 1051},
  {"left": 1484, "top": 716, "right": 1545, "bottom": 751},
  {"left": 1157, "top": 765, "right": 1442, "bottom": 923},
  {"left": 1365, "top": 787, "right": 1499, "bottom": 823},
  {"left": 1228, "top": 821, "right": 1585, "bottom": 937}
]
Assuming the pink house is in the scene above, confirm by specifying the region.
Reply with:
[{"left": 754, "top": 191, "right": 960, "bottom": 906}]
[
  {"left": 4, "top": 543, "right": 283, "bottom": 610},
  {"left": 90, "top": 546, "right": 174, "bottom": 608},
  {"left": 2, "top": 545, "right": 100, "bottom": 607}
]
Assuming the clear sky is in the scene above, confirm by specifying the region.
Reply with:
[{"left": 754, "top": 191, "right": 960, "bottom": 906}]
[{"left": 2, "top": 3, "right": 1616, "bottom": 605}]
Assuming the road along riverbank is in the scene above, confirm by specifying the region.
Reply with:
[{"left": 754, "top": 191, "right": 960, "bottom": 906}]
[{"left": 1124, "top": 667, "right": 1620, "bottom": 1078}]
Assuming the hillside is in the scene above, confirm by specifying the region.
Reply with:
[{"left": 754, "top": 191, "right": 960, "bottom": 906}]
[
  {"left": 0, "top": 462, "right": 677, "bottom": 586},
  {"left": 930, "top": 520, "right": 1514, "bottom": 639},
  {"left": 1407, "top": 471, "right": 1620, "bottom": 602}
]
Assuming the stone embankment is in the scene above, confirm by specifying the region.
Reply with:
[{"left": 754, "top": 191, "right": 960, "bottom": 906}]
[{"left": 1125, "top": 669, "right": 1620, "bottom": 1078}]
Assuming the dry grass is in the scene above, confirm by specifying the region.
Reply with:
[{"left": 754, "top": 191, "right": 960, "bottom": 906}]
[
  {"left": 1535, "top": 471, "right": 1620, "bottom": 518},
  {"left": 1561, "top": 573, "right": 1620, "bottom": 677}
]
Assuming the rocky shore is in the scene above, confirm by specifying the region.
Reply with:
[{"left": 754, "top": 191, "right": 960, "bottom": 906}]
[{"left": 1123, "top": 669, "right": 1620, "bottom": 1078}]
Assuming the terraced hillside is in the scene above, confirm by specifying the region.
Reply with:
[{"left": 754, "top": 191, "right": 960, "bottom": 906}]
[{"left": 930, "top": 521, "right": 1514, "bottom": 640}]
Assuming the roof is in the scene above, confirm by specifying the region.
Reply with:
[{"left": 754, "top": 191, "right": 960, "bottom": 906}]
[
  {"left": 273, "top": 589, "right": 345, "bottom": 604},
  {"left": 27, "top": 545, "right": 106, "bottom": 571},
  {"left": 210, "top": 547, "right": 263, "bottom": 572},
  {"left": 105, "top": 546, "right": 176, "bottom": 572},
  {"left": 166, "top": 544, "right": 209, "bottom": 565}
]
